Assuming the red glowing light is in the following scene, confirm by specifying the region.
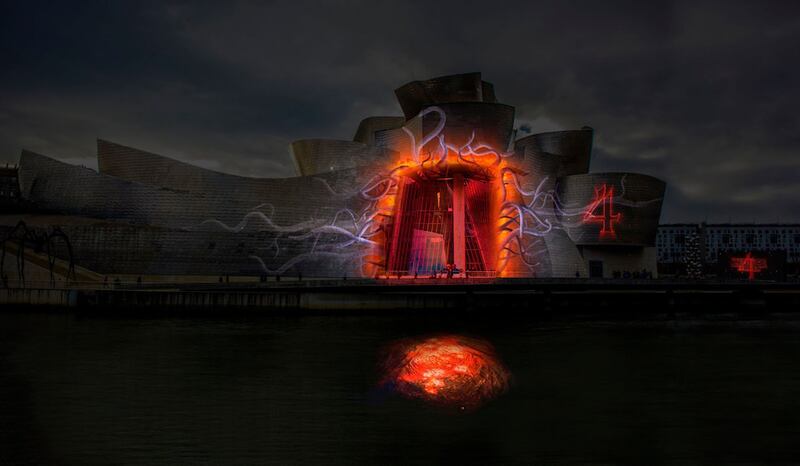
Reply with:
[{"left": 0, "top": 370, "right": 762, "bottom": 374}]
[
  {"left": 381, "top": 335, "right": 510, "bottom": 409},
  {"left": 730, "top": 252, "right": 768, "bottom": 280},
  {"left": 583, "top": 184, "right": 621, "bottom": 239}
]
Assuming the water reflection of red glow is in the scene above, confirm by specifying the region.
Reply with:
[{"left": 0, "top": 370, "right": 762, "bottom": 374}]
[{"left": 381, "top": 335, "right": 510, "bottom": 409}]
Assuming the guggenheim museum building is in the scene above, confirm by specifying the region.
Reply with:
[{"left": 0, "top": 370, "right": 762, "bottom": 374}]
[{"left": 3, "top": 73, "right": 666, "bottom": 281}]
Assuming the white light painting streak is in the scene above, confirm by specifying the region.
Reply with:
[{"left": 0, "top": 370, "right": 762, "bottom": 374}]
[{"left": 193, "top": 107, "right": 661, "bottom": 277}]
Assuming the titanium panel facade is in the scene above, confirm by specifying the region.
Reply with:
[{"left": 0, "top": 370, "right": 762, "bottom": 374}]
[
  {"left": 97, "top": 139, "right": 243, "bottom": 193},
  {"left": 515, "top": 128, "right": 594, "bottom": 177},
  {"left": 556, "top": 173, "right": 666, "bottom": 247},
  {"left": 9, "top": 72, "right": 667, "bottom": 279},
  {"left": 18, "top": 151, "right": 385, "bottom": 276},
  {"left": 352, "top": 116, "right": 405, "bottom": 146},
  {"left": 394, "top": 72, "right": 497, "bottom": 119},
  {"left": 290, "top": 139, "right": 395, "bottom": 176}
]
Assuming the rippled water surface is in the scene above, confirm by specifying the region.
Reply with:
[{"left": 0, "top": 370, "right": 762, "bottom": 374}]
[{"left": 3, "top": 310, "right": 800, "bottom": 465}]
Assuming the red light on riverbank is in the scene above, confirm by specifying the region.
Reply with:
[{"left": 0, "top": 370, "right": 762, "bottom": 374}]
[
  {"left": 381, "top": 335, "right": 510, "bottom": 409},
  {"left": 731, "top": 252, "right": 768, "bottom": 280}
]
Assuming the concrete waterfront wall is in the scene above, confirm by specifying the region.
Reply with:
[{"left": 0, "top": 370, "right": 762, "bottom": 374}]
[
  {"left": 1, "top": 288, "right": 76, "bottom": 306},
  {"left": 2, "top": 282, "right": 799, "bottom": 313}
]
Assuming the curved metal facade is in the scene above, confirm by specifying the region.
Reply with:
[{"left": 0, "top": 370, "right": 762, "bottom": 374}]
[
  {"left": 371, "top": 102, "right": 514, "bottom": 158},
  {"left": 515, "top": 128, "right": 594, "bottom": 177},
  {"left": 22, "top": 150, "right": 370, "bottom": 228},
  {"left": 98, "top": 139, "right": 255, "bottom": 192},
  {"left": 394, "top": 72, "right": 498, "bottom": 119},
  {"left": 290, "top": 139, "right": 395, "bottom": 176},
  {"left": 509, "top": 147, "right": 561, "bottom": 195},
  {"left": 422, "top": 102, "right": 515, "bottom": 152},
  {"left": 18, "top": 150, "right": 382, "bottom": 277},
  {"left": 555, "top": 172, "right": 666, "bottom": 247},
  {"left": 352, "top": 116, "right": 405, "bottom": 146},
  {"left": 11, "top": 72, "right": 667, "bottom": 279}
]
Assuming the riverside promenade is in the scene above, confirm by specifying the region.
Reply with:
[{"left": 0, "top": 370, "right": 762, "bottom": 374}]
[{"left": 2, "top": 278, "right": 799, "bottom": 314}]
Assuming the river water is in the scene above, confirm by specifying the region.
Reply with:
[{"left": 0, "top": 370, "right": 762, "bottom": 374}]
[{"left": 2, "top": 309, "right": 800, "bottom": 465}]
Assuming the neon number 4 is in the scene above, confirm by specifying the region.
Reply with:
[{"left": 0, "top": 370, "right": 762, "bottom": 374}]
[
  {"left": 730, "top": 252, "right": 768, "bottom": 280},
  {"left": 583, "top": 184, "right": 621, "bottom": 239}
]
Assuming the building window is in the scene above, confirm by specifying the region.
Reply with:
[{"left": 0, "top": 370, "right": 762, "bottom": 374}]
[
  {"left": 722, "top": 234, "right": 731, "bottom": 245},
  {"left": 746, "top": 234, "right": 755, "bottom": 244}
]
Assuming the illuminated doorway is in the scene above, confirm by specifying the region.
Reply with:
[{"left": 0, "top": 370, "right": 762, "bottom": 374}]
[{"left": 386, "top": 174, "right": 495, "bottom": 277}]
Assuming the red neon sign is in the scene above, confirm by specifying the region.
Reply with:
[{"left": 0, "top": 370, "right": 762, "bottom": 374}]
[
  {"left": 730, "top": 252, "right": 768, "bottom": 280},
  {"left": 583, "top": 184, "right": 621, "bottom": 239}
]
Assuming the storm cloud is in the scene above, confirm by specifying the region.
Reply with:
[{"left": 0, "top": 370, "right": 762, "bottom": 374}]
[{"left": 2, "top": 0, "right": 799, "bottom": 222}]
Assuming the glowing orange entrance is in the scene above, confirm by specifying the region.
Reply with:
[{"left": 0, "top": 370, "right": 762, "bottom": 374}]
[
  {"left": 386, "top": 169, "right": 496, "bottom": 277},
  {"left": 362, "top": 105, "right": 519, "bottom": 279}
]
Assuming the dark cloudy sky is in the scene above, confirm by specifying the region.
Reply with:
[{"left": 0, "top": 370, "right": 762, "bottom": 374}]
[{"left": 2, "top": 1, "right": 799, "bottom": 222}]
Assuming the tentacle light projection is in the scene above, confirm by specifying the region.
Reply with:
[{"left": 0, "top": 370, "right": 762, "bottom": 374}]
[
  {"left": 194, "top": 195, "right": 385, "bottom": 276},
  {"left": 497, "top": 168, "right": 559, "bottom": 274},
  {"left": 360, "top": 106, "right": 565, "bottom": 277},
  {"left": 190, "top": 107, "right": 661, "bottom": 278}
]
